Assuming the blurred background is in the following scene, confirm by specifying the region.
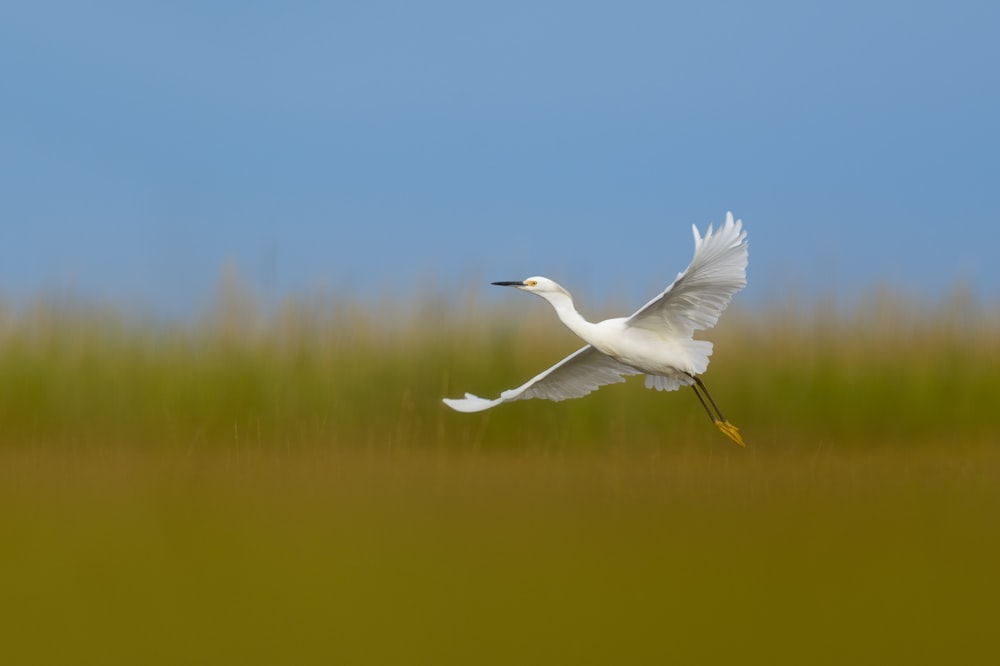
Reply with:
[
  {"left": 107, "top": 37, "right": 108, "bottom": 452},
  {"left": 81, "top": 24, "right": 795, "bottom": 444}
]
[
  {"left": 2, "top": 2, "right": 999, "bottom": 665},
  {"left": 2, "top": 0, "right": 998, "bottom": 314}
]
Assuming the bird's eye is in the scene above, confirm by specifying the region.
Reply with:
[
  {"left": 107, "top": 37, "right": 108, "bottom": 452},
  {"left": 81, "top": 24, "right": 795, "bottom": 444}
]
[{"left": 526, "top": 280, "right": 537, "bottom": 287}]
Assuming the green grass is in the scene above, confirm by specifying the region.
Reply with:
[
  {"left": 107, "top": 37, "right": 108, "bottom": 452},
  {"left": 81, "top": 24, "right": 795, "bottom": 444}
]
[{"left": 1, "top": 289, "right": 998, "bottom": 664}]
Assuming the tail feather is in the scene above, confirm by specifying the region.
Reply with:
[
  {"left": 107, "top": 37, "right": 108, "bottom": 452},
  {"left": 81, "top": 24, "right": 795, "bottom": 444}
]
[
  {"left": 644, "top": 374, "right": 693, "bottom": 392},
  {"left": 643, "top": 339, "right": 713, "bottom": 392},
  {"left": 682, "top": 338, "right": 713, "bottom": 375}
]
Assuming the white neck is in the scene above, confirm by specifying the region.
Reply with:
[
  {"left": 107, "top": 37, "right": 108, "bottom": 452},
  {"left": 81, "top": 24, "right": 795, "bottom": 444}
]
[{"left": 539, "top": 290, "right": 601, "bottom": 344}]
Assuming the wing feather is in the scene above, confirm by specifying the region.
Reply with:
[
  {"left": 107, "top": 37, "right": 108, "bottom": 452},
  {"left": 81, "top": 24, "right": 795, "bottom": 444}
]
[
  {"left": 626, "top": 212, "right": 747, "bottom": 337},
  {"left": 442, "top": 345, "right": 641, "bottom": 412}
]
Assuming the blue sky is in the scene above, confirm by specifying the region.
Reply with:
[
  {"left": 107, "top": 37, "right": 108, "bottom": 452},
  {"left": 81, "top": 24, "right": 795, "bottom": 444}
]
[{"left": 2, "top": 1, "right": 998, "bottom": 317}]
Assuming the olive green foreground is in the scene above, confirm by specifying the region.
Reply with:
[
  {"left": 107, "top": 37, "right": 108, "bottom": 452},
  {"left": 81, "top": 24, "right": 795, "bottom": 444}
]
[{"left": 1, "top": 291, "right": 998, "bottom": 664}]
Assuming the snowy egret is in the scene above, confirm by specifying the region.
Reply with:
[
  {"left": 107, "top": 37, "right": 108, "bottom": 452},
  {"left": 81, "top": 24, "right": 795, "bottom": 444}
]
[{"left": 443, "top": 212, "right": 748, "bottom": 447}]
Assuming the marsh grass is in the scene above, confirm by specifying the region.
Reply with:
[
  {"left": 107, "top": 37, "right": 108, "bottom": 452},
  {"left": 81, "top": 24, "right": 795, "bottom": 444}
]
[
  {"left": 2, "top": 287, "right": 996, "bottom": 453},
  {"left": 1, "top": 286, "right": 999, "bottom": 664}
]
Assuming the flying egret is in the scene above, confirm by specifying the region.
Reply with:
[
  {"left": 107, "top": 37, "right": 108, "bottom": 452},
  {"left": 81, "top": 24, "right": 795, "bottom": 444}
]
[{"left": 443, "top": 212, "right": 748, "bottom": 447}]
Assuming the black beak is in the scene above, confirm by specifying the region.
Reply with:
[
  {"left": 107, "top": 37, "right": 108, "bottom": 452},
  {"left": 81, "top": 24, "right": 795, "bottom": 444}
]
[{"left": 491, "top": 281, "right": 525, "bottom": 287}]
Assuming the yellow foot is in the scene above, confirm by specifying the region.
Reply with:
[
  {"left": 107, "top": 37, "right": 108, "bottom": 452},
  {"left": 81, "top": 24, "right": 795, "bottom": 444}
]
[{"left": 714, "top": 420, "right": 747, "bottom": 448}]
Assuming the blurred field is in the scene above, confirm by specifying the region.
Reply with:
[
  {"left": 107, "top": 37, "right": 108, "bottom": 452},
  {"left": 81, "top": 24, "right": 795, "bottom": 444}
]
[{"left": 1, "top": 285, "right": 998, "bottom": 664}]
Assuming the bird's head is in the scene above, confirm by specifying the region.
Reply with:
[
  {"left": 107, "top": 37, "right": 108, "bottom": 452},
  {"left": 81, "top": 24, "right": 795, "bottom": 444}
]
[{"left": 491, "top": 276, "right": 569, "bottom": 300}]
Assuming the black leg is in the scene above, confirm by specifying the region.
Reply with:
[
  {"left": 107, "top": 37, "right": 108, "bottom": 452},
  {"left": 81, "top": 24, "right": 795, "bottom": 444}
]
[
  {"left": 693, "top": 375, "right": 728, "bottom": 423},
  {"left": 687, "top": 373, "right": 746, "bottom": 447},
  {"left": 690, "top": 382, "right": 717, "bottom": 424}
]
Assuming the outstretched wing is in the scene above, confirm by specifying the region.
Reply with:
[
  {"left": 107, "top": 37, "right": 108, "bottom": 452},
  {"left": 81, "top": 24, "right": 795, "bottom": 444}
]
[
  {"left": 442, "top": 345, "right": 641, "bottom": 413},
  {"left": 626, "top": 211, "right": 747, "bottom": 337}
]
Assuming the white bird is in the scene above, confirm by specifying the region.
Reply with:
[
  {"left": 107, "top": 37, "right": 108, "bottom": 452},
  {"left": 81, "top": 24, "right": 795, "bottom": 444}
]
[{"left": 443, "top": 212, "right": 749, "bottom": 447}]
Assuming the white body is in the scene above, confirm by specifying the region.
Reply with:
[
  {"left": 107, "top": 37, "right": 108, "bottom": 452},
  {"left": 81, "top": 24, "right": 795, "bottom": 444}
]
[{"left": 443, "top": 212, "right": 748, "bottom": 412}]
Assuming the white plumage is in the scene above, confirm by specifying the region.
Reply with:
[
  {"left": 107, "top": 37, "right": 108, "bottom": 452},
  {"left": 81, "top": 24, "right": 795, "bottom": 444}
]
[{"left": 443, "top": 212, "right": 749, "bottom": 446}]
